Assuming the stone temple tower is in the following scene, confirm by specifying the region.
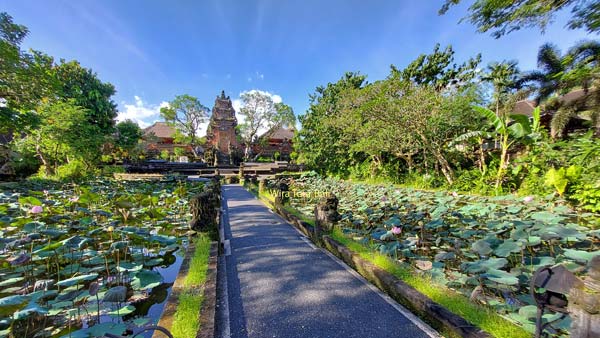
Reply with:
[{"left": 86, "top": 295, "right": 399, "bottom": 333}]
[{"left": 206, "top": 91, "right": 240, "bottom": 164}]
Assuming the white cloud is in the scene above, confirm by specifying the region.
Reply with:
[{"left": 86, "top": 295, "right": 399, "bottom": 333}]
[
  {"left": 255, "top": 71, "right": 264, "bottom": 80},
  {"left": 116, "top": 96, "right": 168, "bottom": 128}
]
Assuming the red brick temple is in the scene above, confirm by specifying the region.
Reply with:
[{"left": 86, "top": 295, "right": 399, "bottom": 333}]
[{"left": 205, "top": 91, "right": 241, "bottom": 165}]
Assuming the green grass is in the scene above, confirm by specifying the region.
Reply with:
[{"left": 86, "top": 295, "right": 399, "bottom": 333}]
[
  {"left": 171, "top": 234, "right": 211, "bottom": 338},
  {"left": 330, "top": 228, "right": 530, "bottom": 338}
]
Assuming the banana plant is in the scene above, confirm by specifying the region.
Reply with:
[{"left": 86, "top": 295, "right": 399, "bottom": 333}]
[{"left": 470, "top": 106, "right": 542, "bottom": 189}]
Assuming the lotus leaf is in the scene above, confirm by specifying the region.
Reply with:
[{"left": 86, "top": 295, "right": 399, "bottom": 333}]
[
  {"left": 482, "top": 269, "right": 519, "bottom": 285},
  {"left": 434, "top": 251, "right": 455, "bottom": 261},
  {"left": 494, "top": 240, "right": 522, "bottom": 257},
  {"left": 56, "top": 273, "right": 98, "bottom": 287},
  {"left": 103, "top": 286, "right": 127, "bottom": 303},
  {"left": 0, "top": 295, "right": 28, "bottom": 317},
  {"left": 463, "top": 258, "right": 508, "bottom": 273},
  {"left": 131, "top": 269, "right": 163, "bottom": 290},
  {"left": 563, "top": 249, "right": 599, "bottom": 263},
  {"left": 471, "top": 239, "right": 492, "bottom": 256},
  {"left": 107, "top": 304, "right": 136, "bottom": 316}
]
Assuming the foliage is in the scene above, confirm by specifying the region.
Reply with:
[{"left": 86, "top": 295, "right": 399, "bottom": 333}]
[
  {"left": 287, "top": 175, "right": 599, "bottom": 336},
  {"left": 54, "top": 60, "right": 118, "bottom": 135},
  {"left": 0, "top": 12, "right": 57, "bottom": 133},
  {"left": 0, "top": 179, "right": 207, "bottom": 337},
  {"left": 439, "top": 0, "right": 600, "bottom": 38},
  {"left": 160, "top": 94, "right": 209, "bottom": 155},
  {"left": 294, "top": 72, "right": 367, "bottom": 176},
  {"left": 15, "top": 100, "right": 105, "bottom": 177},
  {"left": 115, "top": 120, "right": 142, "bottom": 152},
  {"left": 238, "top": 90, "right": 295, "bottom": 160},
  {"left": 391, "top": 43, "right": 481, "bottom": 90}
]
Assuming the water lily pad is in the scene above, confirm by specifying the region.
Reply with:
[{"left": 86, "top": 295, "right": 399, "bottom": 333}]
[
  {"left": 482, "top": 269, "right": 519, "bottom": 285},
  {"left": 131, "top": 269, "right": 162, "bottom": 290},
  {"left": 471, "top": 239, "right": 492, "bottom": 256},
  {"left": 107, "top": 304, "right": 136, "bottom": 317},
  {"left": 56, "top": 273, "right": 98, "bottom": 287},
  {"left": 103, "top": 286, "right": 127, "bottom": 303},
  {"left": 0, "top": 295, "right": 29, "bottom": 317},
  {"left": 494, "top": 240, "right": 521, "bottom": 257}
]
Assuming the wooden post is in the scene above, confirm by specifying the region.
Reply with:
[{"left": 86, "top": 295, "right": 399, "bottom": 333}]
[{"left": 568, "top": 255, "right": 600, "bottom": 338}]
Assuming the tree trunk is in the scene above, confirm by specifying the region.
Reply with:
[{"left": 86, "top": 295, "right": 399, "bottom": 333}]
[
  {"left": 415, "top": 131, "right": 454, "bottom": 184},
  {"left": 495, "top": 134, "right": 509, "bottom": 189}
]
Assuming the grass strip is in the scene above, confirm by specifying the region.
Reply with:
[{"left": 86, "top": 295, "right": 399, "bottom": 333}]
[{"left": 171, "top": 234, "right": 211, "bottom": 338}]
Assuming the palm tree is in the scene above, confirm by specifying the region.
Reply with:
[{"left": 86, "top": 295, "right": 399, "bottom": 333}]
[
  {"left": 518, "top": 43, "right": 566, "bottom": 104},
  {"left": 520, "top": 41, "right": 600, "bottom": 138},
  {"left": 482, "top": 60, "right": 521, "bottom": 116}
]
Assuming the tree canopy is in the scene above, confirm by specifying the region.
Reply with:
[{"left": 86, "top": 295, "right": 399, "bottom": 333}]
[{"left": 440, "top": 0, "right": 600, "bottom": 38}]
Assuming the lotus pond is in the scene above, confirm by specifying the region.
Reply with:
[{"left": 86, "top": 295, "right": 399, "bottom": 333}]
[
  {"left": 285, "top": 175, "right": 600, "bottom": 335},
  {"left": 0, "top": 178, "right": 205, "bottom": 338}
]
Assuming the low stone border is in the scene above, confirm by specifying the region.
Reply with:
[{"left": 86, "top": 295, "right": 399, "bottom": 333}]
[
  {"left": 153, "top": 241, "right": 219, "bottom": 338},
  {"left": 271, "top": 202, "right": 492, "bottom": 338}
]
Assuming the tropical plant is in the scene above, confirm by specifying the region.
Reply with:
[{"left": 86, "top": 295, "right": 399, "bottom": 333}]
[{"left": 472, "top": 105, "right": 542, "bottom": 189}]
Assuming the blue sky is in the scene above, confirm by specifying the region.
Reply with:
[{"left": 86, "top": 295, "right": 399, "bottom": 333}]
[{"left": 1, "top": 0, "right": 595, "bottom": 129}]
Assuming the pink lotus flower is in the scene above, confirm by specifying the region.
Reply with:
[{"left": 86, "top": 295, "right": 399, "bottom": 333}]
[
  {"left": 391, "top": 226, "right": 402, "bottom": 235},
  {"left": 30, "top": 205, "right": 43, "bottom": 214},
  {"left": 523, "top": 196, "right": 534, "bottom": 203},
  {"left": 43, "top": 190, "right": 49, "bottom": 195},
  {"left": 69, "top": 196, "right": 79, "bottom": 202},
  {"left": 451, "top": 191, "right": 458, "bottom": 197}
]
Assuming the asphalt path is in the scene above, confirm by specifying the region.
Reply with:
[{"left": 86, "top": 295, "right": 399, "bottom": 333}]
[{"left": 215, "top": 184, "right": 437, "bottom": 338}]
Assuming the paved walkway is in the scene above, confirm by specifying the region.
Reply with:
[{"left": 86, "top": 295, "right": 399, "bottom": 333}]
[{"left": 216, "top": 184, "right": 436, "bottom": 338}]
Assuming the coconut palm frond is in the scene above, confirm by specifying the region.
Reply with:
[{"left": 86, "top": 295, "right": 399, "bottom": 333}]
[{"left": 551, "top": 106, "right": 578, "bottom": 139}]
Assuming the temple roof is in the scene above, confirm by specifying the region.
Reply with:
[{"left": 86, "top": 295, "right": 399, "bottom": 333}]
[
  {"left": 144, "top": 122, "right": 175, "bottom": 139},
  {"left": 261, "top": 127, "right": 294, "bottom": 140}
]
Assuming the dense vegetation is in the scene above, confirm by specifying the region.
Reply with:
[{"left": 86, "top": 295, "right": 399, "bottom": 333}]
[
  {"left": 284, "top": 174, "right": 598, "bottom": 336},
  {"left": 293, "top": 40, "right": 600, "bottom": 212},
  {"left": 0, "top": 12, "right": 143, "bottom": 180}
]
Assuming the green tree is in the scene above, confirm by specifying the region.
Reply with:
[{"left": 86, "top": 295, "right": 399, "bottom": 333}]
[
  {"left": 238, "top": 90, "right": 295, "bottom": 160},
  {"left": 440, "top": 0, "right": 600, "bottom": 38},
  {"left": 520, "top": 41, "right": 600, "bottom": 138},
  {"left": 18, "top": 100, "right": 104, "bottom": 176},
  {"left": 391, "top": 43, "right": 481, "bottom": 91},
  {"left": 54, "top": 60, "right": 118, "bottom": 135},
  {"left": 482, "top": 60, "right": 521, "bottom": 115},
  {"left": 294, "top": 72, "right": 367, "bottom": 175},
  {"left": 0, "top": 12, "right": 57, "bottom": 132},
  {"left": 115, "top": 120, "right": 142, "bottom": 153},
  {"left": 160, "top": 94, "right": 209, "bottom": 156}
]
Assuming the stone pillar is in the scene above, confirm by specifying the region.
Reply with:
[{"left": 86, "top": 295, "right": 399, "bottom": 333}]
[
  {"left": 274, "top": 181, "right": 289, "bottom": 206},
  {"left": 314, "top": 194, "right": 340, "bottom": 240},
  {"left": 258, "top": 179, "right": 266, "bottom": 194},
  {"left": 569, "top": 255, "right": 600, "bottom": 338},
  {"left": 188, "top": 191, "right": 218, "bottom": 232}
]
